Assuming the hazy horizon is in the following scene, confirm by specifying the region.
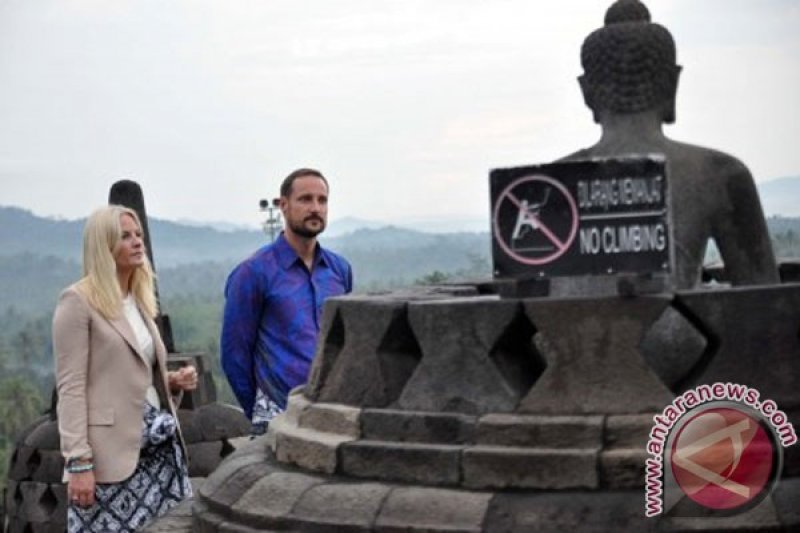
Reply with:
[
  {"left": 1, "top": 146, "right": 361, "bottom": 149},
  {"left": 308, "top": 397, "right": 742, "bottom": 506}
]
[{"left": 4, "top": 169, "right": 799, "bottom": 236}]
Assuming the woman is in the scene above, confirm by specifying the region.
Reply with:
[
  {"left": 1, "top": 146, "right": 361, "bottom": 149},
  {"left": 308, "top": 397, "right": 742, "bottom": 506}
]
[{"left": 53, "top": 205, "right": 197, "bottom": 532}]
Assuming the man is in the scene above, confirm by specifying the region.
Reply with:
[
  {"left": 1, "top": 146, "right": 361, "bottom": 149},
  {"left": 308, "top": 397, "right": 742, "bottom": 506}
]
[{"left": 221, "top": 168, "right": 353, "bottom": 434}]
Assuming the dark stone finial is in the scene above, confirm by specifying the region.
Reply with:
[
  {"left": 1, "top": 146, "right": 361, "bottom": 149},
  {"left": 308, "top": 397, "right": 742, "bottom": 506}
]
[
  {"left": 108, "top": 179, "right": 175, "bottom": 352},
  {"left": 580, "top": 0, "right": 679, "bottom": 122},
  {"left": 604, "top": 0, "right": 650, "bottom": 25}
]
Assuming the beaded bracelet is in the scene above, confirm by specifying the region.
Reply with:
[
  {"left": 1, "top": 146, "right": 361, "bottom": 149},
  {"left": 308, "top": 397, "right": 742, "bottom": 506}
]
[
  {"left": 66, "top": 462, "right": 94, "bottom": 474},
  {"left": 66, "top": 457, "right": 94, "bottom": 474}
]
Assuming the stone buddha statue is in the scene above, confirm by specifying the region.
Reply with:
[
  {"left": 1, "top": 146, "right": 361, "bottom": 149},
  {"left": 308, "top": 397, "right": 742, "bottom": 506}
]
[{"left": 561, "top": 0, "right": 779, "bottom": 291}]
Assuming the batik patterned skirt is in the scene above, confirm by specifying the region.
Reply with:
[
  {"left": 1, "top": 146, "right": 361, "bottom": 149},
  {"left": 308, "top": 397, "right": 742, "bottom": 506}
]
[
  {"left": 251, "top": 387, "right": 284, "bottom": 435},
  {"left": 67, "top": 403, "right": 192, "bottom": 532}
]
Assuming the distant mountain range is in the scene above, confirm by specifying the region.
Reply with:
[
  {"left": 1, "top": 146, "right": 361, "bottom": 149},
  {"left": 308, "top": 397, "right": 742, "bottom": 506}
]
[
  {"left": 756, "top": 176, "right": 800, "bottom": 218},
  {"left": 172, "top": 214, "right": 490, "bottom": 237},
  {"left": 1, "top": 172, "right": 799, "bottom": 315},
  {"left": 0, "top": 174, "right": 795, "bottom": 265},
  {"left": 0, "top": 206, "right": 492, "bottom": 313},
  {"left": 0, "top": 206, "right": 489, "bottom": 268},
  {"left": 1, "top": 174, "right": 793, "bottom": 260},
  {"left": 318, "top": 176, "right": 800, "bottom": 231},
  {"left": 337, "top": 175, "right": 800, "bottom": 227}
]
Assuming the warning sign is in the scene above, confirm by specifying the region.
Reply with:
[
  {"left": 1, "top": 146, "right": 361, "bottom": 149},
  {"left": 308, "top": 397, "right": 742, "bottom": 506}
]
[{"left": 490, "top": 157, "right": 671, "bottom": 278}]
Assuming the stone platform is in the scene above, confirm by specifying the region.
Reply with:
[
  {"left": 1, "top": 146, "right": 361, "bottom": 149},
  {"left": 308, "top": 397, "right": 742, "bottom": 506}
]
[
  {"left": 192, "top": 433, "right": 799, "bottom": 532},
  {"left": 191, "top": 285, "right": 800, "bottom": 531}
]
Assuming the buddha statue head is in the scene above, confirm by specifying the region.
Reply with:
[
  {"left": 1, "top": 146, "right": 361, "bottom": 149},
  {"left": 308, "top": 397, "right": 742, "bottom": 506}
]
[{"left": 579, "top": 0, "right": 682, "bottom": 124}]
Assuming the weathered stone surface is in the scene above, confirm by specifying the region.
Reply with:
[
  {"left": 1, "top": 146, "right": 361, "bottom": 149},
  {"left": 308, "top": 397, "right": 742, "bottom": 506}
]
[
  {"left": 340, "top": 440, "right": 462, "bottom": 486},
  {"left": 773, "top": 477, "right": 800, "bottom": 526},
  {"left": 463, "top": 446, "right": 598, "bottom": 489},
  {"left": 779, "top": 260, "right": 800, "bottom": 283},
  {"left": 192, "top": 500, "right": 227, "bottom": 533},
  {"left": 485, "top": 491, "right": 656, "bottom": 532},
  {"left": 186, "top": 441, "right": 224, "bottom": 477},
  {"left": 662, "top": 495, "right": 780, "bottom": 530},
  {"left": 191, "top": 430, "right": 800, "bottom": 532},
  {"left": 299, "top": 402, "right": 361, "bottom": 438},
  {"left": 284, "top": 386, "right": 311, "bottom": 423},
  {"left": 476, "top": 414, "right": 603, "bottom": 448},
  {"left": 3, "top": 433, "right": 67, "bottom": 531},
  {"left": 398, "top": 298, "right": 531, "bottom": 414},
  {"left": 17, "top": 482, "right": 67, "bottom": 529},
  {"left": 192, "top": 403, "right": 251, "bottom": 441},
  {"left": 198, "top": 441, "right": 270, "bottom": 505},
  {"left": 18, "top": 482, "right": 49, "bottom": 522},
  {"left": 291, "top": 482, "right": 392, "bottom": 530},
  {"left": 675, "top": 284, "right": 800, "bottom": 408},
  {"left": 783, "top": 408, "right": 800, "bottom": 477},
  {"left": 312, "top": 298, "right": 425, "bottom": 408},
  {"left": 640, "top": 306, "right": 707, "bottom": 391},
  {"left": 520, "top": 296, "right": 675, "bottom": 414},
  {"left": 28, "top": 449, "right": 63, "bottom": 482},
  {"left": 23, "top": 420, "right": 60, "bottom": 450},
  {"left": 375, "top": 487, "right": 492, "bottom": 532},
  {"left": 8, "top": 445, "right": 35, "bottom": 481},
  {"left": 600, "top": 449, "right": 647, "bottom": 489},
  {"left": 216, "top": 521, "right": 258, "bottom": 533},
  {"left": 49, "top": 483, "right": 68, "bottom": 519},
  {"left": 488, "top": 308, "right": 546, "bottom": 403},
  {"left": 360, "top": 409, "right": 477, "bottom": 444},
  {"left": 605, "top": 414, "right": 656, "bottom": 449},
  {"left": 226, "top": 436, "right": 252, "bottom": 454},
  {"left": 189, "top": 477, "right": 206, "bottom": 492},
  {"left": 270, "top": 415, "right": 354, "bottom": 474},
  {"left": 176, "top": 409, "right": 203, "bottom": 443},
  {"left": 5, "top": 480, "right": 19, "bottom": 519},
  {"left": 357, "top": 285, "right": 480, "bottom": 302},
  {"left": 202, "top": 461, "right": 275, "bottom": 510},
  {"left": 142, "top": 497, "right": 193, "bottom": 532},
  {"left": 230, "top": 472, "right": 324, "bottom": 528},
  {"left": 221, "top": 433, "right": 270, "bottom": 463},
  {"left": 305, "top": 301, "right": 346, "bottom": 401}
]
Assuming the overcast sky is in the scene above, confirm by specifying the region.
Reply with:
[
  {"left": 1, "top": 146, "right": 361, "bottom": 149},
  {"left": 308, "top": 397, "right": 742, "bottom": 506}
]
[{"left": 1, "top": 0, "right": 798, "bottom": 229}]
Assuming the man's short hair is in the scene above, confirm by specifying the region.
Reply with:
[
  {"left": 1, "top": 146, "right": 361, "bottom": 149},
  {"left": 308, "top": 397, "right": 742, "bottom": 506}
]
[{"left": 280, "top": 168, "right": 329, "bottom": 198}]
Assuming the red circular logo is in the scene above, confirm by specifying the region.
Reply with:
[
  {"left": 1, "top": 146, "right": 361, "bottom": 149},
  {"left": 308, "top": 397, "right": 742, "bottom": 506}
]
[{"left": 670, "top": 406, "right": 777, "bottom": 510}]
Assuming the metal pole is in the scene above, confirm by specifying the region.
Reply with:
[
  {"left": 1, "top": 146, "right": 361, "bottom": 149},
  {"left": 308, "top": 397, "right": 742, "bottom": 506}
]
[{"left": 260, "top": 197, "right": 282, "bottom": 241}]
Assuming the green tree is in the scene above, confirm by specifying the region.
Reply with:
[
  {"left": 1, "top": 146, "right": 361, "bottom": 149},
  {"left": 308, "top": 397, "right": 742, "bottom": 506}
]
[
  {"left": 0, "top": 337, "right": 9, "bottom": 375},
  {"left": 0, "top": 377, "right": 45, "bottom": 441},
  {"left": 0, "top": 376, "right": 46, "bottom": 494},
  {"left": 415, "top": 270, "right": 451, "bottom": 285},
  {"left": 10, "top": 315, "right": 51, "bottom": 371}
]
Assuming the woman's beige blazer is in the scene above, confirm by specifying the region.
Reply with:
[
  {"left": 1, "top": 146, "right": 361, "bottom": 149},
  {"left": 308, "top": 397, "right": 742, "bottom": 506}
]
[{"left": 53, "top": 285, "right": 185, "bottom": 483}]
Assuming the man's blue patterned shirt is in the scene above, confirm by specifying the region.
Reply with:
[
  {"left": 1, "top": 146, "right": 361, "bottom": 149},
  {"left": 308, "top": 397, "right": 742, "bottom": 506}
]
[{"left": 221, "top": 233, "right": 352, "bottom": 419}]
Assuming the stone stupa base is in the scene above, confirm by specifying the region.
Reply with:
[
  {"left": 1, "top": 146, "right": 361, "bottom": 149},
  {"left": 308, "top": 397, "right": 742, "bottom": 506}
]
[{"left": 191, "top": 389, "right": 800, "bottom": 532}]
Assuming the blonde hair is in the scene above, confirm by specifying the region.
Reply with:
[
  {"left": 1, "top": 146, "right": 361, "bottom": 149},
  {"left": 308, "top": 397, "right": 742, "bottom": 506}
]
[{"left": 77, "top": 205, "right": 158, "bottom": 319}]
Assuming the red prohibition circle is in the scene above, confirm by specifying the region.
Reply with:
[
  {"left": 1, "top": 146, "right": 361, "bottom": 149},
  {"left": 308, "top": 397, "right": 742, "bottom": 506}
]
[{"left": 492, "top": 174, "right": 579, "bottom": 266}]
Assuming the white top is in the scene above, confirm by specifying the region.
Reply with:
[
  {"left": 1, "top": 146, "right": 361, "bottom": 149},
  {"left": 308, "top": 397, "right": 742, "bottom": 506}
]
[{"left": 122, "top": 294, "right": 161, "bottom": 409}]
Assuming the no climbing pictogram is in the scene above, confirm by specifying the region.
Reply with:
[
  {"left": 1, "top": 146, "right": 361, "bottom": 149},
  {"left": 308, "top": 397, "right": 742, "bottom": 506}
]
[{"left": 492, "top": 175, "right": 579, "bottom": 266}]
